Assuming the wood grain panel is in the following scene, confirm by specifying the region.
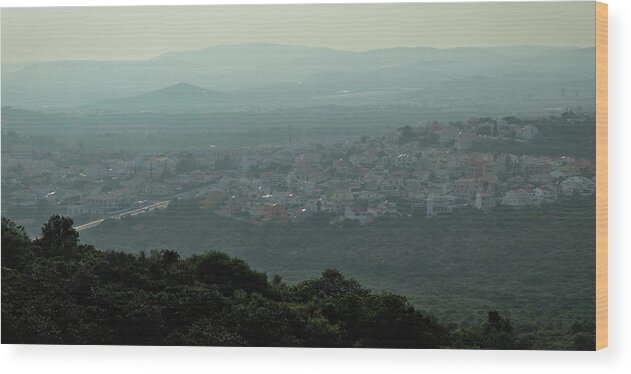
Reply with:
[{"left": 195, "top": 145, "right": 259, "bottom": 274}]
[{"left": 596, "top": 1, "right": 608, "bottom": 351}]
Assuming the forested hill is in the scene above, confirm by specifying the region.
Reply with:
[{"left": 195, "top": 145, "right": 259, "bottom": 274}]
[{"left": 0, "top": 215, "right": 554, "bottom": 349}]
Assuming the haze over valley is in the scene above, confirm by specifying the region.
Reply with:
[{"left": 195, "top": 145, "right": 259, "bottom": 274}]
[{"left": 1, "top": 3, "right": 598, "bottom": 350}]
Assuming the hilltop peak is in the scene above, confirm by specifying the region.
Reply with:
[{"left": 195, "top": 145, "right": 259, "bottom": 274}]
[
  {"left": 156, "top": 82, "right": 211, "bottom": 95},
  {"left": 85, "top": 82, "right": 226, "bottom": 113}
]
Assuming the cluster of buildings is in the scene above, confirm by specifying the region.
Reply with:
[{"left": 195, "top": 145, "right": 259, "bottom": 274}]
[
  {"left": 1, "top": 148, "right": 216, "bottom": 218},
  {"left": 2, "top": 115, "right": 595, "bottom": 227},
  {"left": 189, "top": 119, "right": 594, "bottom": 224}
]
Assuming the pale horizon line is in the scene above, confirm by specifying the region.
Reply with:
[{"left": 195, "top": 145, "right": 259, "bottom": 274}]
[{"left": 2, "top": 42, "right": 596, "bottom": 66}]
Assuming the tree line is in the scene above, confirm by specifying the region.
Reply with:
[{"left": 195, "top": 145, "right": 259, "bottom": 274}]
[{"left": 0, "top": 215, "right": 540, "bottom": 349}]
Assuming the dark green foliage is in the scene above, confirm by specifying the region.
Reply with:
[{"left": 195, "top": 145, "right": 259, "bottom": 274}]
[
  {"left": 479, "top": 311, "right": 520, "bottom": 349},
  {"left": 396, "top": 125, "right": 418, "bottom": 145},
  {"left": 420, "top": 133, "right": 439, "bottom": 147},
  {"left": 82, "top": 197, "right": 596, "bottom": 349},
  {"left": 174, "top": 319, "right": 246, "bottom": 346},
  {"left": 1, "top": 217, "right": 33, "bottom": 269},
  {"left": 35, "top": 214, "right": 79, "bottom": 258},
  {"left": 289, "top": 270, "right": 451, "bottom": 348},
  {"left": 192, "top": 251, "right": 270, "bottom": 296},
  {"left": 568, "top": 320, "right": 596, "bottom": 350},
  {"left": 294, "top": 269, "right": 366, "bottom": 299},
  {"left": 1, "top": 215, "right": 489, "bottom": 348},
  {"left": 450, "top": 310, "right": 527, "bottom": 350},
  {"left": 572, "top": 332, "right": 595, "bottom": 351}
]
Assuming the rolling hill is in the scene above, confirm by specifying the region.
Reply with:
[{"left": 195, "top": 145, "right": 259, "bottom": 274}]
[{"left": 2, "top": 43, "right": 596, "bottom": 114}]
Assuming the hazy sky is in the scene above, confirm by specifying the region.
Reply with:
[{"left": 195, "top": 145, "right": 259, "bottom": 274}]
[{"left": 1, "top": 2, "right": 595, "bottom": 64}]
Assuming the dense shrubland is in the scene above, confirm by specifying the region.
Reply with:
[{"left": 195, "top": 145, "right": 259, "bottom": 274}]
[
  {"left": 82, "top": 197, "right": 597, "bottom": 350},
  {"left": 1, "top": 215, "right": 546, "bottom": 349}
]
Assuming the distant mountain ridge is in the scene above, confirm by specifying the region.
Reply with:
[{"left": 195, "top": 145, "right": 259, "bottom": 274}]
[{"left": 1, "top": 43, "right": 596, "bottom": 113}]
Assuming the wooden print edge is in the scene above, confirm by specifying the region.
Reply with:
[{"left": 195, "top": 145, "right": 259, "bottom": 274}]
[{"left": 596, "top": 0, "right": 608, "bottom": 351}]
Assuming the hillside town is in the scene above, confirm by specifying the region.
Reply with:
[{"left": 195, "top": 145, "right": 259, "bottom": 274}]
[{"left": 1, "top": 114, "right": 595, "bottom": 229}]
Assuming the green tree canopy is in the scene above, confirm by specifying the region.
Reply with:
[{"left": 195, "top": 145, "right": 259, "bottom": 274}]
[{"left": 36, "top": 214, "right": 79, "bottom": 257}]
